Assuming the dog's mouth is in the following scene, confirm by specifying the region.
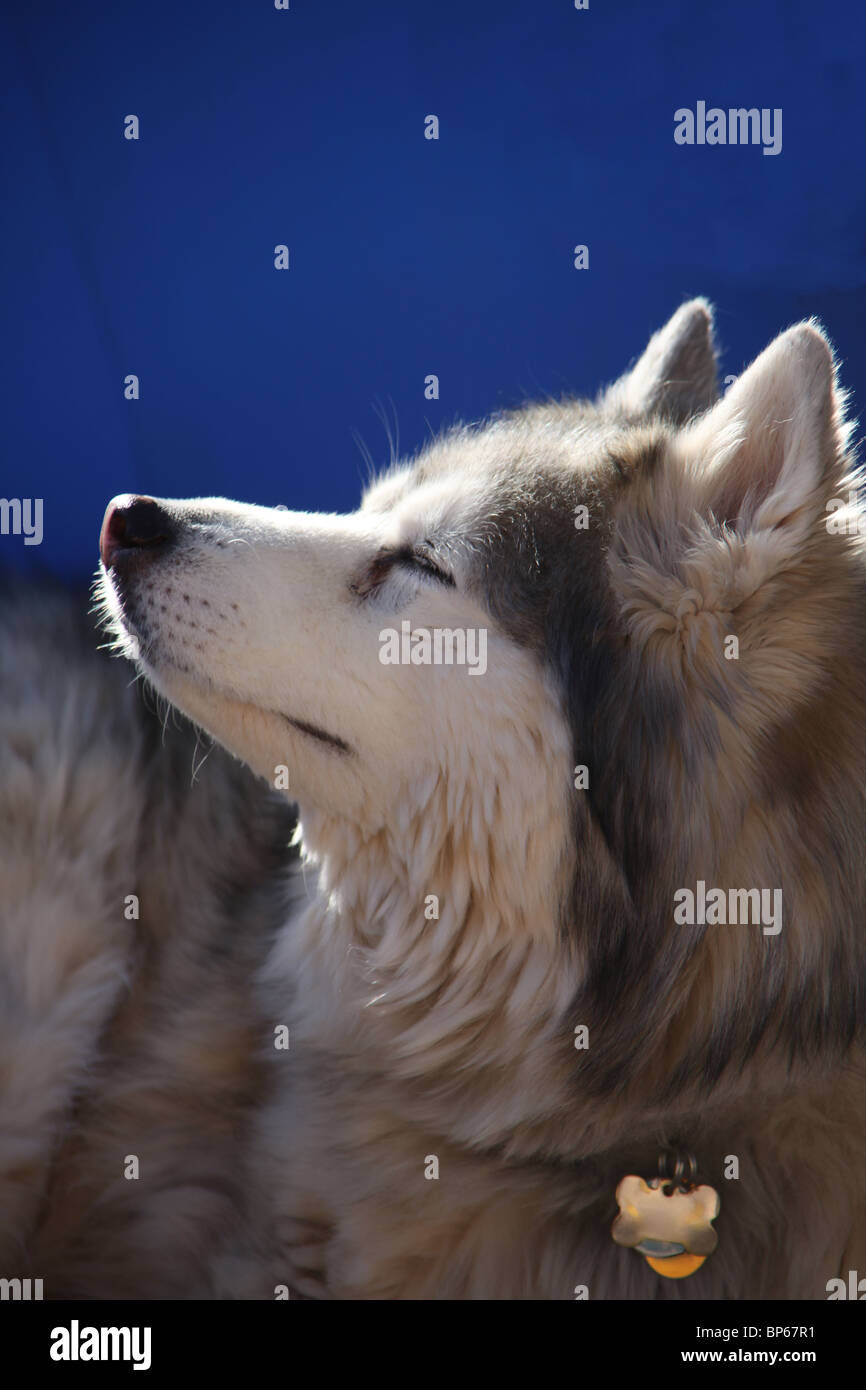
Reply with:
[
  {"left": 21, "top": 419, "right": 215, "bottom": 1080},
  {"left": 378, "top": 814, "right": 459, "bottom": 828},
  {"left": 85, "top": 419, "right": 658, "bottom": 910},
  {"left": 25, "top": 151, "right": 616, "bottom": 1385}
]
[
  {"left": 280, "top": 716, "right": 352, "bottom": 754},
  {"left": 149, "top": 654, "right": 354, "bottom": 757},
  {"left": 101, "top": 576, "right": 354, "bottom": 758},
  {"left": 98, "top": 557, "right": 355, "bottom": 759}
]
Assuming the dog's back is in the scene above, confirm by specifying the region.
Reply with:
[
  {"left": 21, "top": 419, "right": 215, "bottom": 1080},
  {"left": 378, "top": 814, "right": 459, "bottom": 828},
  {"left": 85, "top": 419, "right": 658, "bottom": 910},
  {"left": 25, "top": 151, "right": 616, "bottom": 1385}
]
[{"left": 0, "top": 578, "right": 296, "bottom": 1297}]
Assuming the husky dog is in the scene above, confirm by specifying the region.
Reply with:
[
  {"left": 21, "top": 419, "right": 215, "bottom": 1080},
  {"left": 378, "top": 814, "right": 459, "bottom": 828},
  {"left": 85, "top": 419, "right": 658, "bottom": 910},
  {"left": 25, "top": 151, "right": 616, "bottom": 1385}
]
[{"left": 4, "top": 302, "right": 865, "bottom": 1298}]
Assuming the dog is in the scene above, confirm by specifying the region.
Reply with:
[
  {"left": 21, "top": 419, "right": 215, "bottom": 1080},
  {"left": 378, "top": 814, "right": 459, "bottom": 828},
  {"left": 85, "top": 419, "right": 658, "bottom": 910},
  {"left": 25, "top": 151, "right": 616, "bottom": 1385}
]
[
  {"left": 0, "top": 576, "right": 296, "bottom": 1298},
  {"left": 4, "top": 301, "right": 866, "bottom": 1298}
]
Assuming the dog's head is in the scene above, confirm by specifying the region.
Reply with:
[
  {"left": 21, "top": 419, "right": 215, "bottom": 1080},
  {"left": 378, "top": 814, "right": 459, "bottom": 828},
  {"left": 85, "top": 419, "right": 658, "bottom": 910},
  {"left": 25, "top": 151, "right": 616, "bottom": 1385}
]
[{"left": 97, "top": 301, "right": 865, "bottom": 1105}]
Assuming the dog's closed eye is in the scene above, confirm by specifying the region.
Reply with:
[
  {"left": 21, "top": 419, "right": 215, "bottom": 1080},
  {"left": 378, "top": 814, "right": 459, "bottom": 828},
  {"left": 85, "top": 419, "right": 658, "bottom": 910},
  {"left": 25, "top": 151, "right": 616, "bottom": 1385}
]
[{"left": 352, "top": 543, "right": 455, "bottom": 597}]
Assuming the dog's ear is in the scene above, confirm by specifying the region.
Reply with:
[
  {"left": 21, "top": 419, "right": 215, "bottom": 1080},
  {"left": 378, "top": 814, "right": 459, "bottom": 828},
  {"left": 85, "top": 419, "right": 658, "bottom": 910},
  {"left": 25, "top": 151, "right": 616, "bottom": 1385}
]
[
  {"left": 607, "top": 321, "right": 855, "bottom": 685},
  {"left": 680, "top": 320, "right": 849, "bottom": 540},
  {"left": 603, "top": 299, "right": 719, "bottom": 423}
]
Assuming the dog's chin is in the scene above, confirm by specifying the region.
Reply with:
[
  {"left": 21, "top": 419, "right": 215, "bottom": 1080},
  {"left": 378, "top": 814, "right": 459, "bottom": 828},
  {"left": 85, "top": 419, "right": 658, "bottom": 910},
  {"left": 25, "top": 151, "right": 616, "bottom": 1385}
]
[
  {"left": 138, "top": 657, "right": 356, "bottom": 822},
  {"left": 141, "top": 658, "right": 295, "bottom": 784}
]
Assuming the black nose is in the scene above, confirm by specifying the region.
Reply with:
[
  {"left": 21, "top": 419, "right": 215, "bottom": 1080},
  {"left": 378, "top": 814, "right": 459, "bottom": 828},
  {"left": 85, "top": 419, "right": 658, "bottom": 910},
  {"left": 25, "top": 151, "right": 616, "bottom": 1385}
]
[{"left": 100, "top": 495, "right": 176, "bottom": 570}]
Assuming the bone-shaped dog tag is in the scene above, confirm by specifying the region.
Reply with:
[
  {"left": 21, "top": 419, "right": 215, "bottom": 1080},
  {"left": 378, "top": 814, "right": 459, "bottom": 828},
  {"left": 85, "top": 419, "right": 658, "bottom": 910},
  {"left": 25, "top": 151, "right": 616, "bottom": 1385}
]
[{"left": 612, "top": 1173, "right": 720, "bottom": 1279}]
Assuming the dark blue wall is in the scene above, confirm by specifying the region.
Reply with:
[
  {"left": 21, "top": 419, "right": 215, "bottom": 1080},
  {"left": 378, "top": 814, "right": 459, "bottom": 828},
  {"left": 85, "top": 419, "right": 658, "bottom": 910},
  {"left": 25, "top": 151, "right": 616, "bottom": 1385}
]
[{"left": 3, "top": 0, "right": 864, "bottom": 579}]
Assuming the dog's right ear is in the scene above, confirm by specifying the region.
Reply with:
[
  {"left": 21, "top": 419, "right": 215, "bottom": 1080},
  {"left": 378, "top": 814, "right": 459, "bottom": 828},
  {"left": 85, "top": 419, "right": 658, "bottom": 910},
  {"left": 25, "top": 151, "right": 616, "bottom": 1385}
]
[{"left": 602, "top": 299, "right": 719, "bottom": 424}]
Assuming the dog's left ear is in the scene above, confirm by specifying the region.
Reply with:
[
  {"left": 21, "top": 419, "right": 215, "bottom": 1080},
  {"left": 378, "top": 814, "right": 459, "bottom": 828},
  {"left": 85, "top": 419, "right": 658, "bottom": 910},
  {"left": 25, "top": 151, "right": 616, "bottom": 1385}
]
[
  {"left": 679, "top": 320, "right": 850, "bottom": 538},
  {"left": 603, "top": 299, "right": 719, "bottom": 423}
]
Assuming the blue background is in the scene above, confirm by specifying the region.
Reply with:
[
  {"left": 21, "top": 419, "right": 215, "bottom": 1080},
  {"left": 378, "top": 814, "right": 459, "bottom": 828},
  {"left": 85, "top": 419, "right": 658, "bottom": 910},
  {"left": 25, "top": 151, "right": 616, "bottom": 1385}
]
[{"left": 2, "top": 0, "right": 864, "bottom": 580}]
